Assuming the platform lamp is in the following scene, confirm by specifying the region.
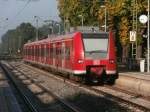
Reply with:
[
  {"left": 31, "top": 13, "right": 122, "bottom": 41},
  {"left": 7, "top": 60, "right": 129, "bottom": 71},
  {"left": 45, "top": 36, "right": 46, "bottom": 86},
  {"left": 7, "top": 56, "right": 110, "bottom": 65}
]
[
  {"left": 78, "top": 15, "right": 84, "bottom": 29},
  {"left": 148, "top": 0, "right": 150, "bottom": 72},
  {"left": 56, "top": 23, "right": 61, "bottom": 35},
  {"left": 34, "top": 16, "right": 39, "bottom": 41},
  {"left": 100, "top": 5, "right": 107, "bottom": 32}
]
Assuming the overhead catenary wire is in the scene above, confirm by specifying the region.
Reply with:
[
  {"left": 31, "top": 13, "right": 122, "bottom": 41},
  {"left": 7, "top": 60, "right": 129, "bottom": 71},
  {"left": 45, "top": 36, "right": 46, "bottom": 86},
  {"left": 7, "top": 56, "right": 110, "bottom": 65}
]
[
  {"left": 14, "top": 0, "right": 31, "bottom": 18},
  {"left": 3, "top": 0, "right": 31, "bottom": 29}
]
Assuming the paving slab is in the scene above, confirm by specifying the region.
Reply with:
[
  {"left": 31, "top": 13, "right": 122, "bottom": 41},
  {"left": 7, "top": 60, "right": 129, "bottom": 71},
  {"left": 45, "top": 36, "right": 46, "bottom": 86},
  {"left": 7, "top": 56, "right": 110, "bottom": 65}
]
[
  {"left": 119, "top": 72, "right": 150, "bottom": 81},
  {"left": 115, "top": 72, "right": 150, "bottom": 98}
]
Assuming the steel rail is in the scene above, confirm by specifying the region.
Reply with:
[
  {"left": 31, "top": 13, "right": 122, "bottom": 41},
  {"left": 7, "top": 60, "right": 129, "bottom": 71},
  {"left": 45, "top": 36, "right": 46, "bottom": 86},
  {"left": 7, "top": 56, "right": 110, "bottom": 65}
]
[
  {"left": 10, "top": 64, "right": 150, "bottom": 111},
  {"left": 0, "top": 62, "right": 39, "bottom": 112},
  {"left": 4, "top": 62, "right": 84, "bottom": 112}
]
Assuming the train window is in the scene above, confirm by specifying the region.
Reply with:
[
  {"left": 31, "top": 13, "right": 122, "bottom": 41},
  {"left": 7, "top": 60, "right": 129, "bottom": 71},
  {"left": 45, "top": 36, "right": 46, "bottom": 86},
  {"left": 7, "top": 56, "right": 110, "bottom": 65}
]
[
  {"left": 30, "top": 48, "right": 31, "bottom": 56},
  {"left": 37, "top": 47, "right": 39, "bottom": 57},
  {"left": 46, "top": 47, "right": 49, "bottom": 57},
  {"left": 41, "top": 47, "right": 44, "bottom": 57},
  {"left": 82, "top": 33, "right": 109, "bottom": 59},
  {"left": 50, "top": 48, "right": 53, "bottom": 58},
  {"left": 32, "top": 47, "right": 34, "bottom": 56},
  {"left": 28, "top": 48, "right": 29, "bottom": 56},
  {"left": 24, "top": 48, "right": 26, "bottom": 56},
  {"left": 26, "top": 48, "right": 28, "bottom": 56},
  {"left": 35, "top": 47, "right": 37, "bottom": 56},
  {"left": 30, "top": 47, "right": 32, "bottom": 56},
  {"left": 53, "top": 47, "right": 56, "bottom": 58},
  {"left": 27, "top": 48, "right": 28, "bottom": 56},
  {"left": 37, "top": 47, "right": 39, "bottom": 56},
  {"left": 28, "top": 49, "right": 30, "bottom": 56},
  {"left": 39, "top": 47, "right": 41, "bottom": 57},
  {"left": 56, "top": 48, "right": 62, "bottom": 59},
  {"left": 34, "top": 46, "right": 35, "bottom": 56},
  {"left": 62, "top": 46, "right": 65, "bottom": 59},
  {"left": 23, "top": 48, "right": 24, "bottom": 55},
  {"left": 28, "top": 48, "right": 30, "bottom": 56},
  {"left": 35, "top": 48, "right": 37, "bottom": 56},
  {"left": 65, "top": 47, "right": 70, "bottom": 60},
  {"left": 27, "top": 48, "right": 29, "bottom": 56},
  {"left": 44, "top": 47, "right": 46, "bottom": 57},
  {"left": 30, "top": 48, "right": 32, "bottom": 56}
]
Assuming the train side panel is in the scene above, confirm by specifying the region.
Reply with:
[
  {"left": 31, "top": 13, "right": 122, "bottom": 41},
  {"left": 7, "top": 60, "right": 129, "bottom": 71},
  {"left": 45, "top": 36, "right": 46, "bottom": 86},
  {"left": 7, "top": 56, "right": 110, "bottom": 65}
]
[
  {"left": 106, "top": 32, "right": 116, "bottom": 74},
  {"left": 73, "top": 32, "right": 86, "bottom": 75}
]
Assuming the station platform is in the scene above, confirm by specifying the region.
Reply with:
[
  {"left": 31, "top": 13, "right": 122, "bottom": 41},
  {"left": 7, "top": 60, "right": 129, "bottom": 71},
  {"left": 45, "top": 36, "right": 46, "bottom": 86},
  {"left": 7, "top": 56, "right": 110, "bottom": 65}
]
[
  {"left": 0, "top": 70, "right": 22, "bottom": 112},
  {"left": 115, "top": 72, "right": 150, "bottom": 98},
  {"left": 119, "top": 72, "right": 150, "bottom": 81}
]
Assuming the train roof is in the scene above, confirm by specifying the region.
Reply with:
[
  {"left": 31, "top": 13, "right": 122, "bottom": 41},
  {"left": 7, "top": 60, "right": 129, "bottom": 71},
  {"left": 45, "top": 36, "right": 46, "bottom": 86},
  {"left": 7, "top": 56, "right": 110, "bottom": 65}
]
[
  {"left": 24, "top": 32, "right": 77, "bottom": 46},
  {"left": 24, "top": 31, "right": 110, "bottom": 47}
]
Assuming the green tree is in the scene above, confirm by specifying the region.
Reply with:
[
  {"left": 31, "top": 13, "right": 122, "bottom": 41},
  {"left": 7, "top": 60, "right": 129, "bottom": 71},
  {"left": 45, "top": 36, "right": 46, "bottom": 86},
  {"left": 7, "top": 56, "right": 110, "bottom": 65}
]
[
  {"left": 57, "top": 0, "right": 99, "bottom": 27},
  {"left": 1, "top": 23, "right": 37, "bottom": 55}
]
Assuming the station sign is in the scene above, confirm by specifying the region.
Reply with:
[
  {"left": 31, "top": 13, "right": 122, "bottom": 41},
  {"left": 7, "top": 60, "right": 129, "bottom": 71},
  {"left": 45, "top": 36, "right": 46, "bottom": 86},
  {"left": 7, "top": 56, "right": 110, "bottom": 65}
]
[{"left": 130, "top": 31, "right": 136, "bottom": 42}]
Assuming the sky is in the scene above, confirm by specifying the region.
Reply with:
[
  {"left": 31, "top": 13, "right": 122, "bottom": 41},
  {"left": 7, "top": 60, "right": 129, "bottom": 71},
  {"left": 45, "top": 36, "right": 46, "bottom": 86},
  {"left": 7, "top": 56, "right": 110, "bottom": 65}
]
[{"left": 0, "top": 0, "right": 60, "bottom": 39}]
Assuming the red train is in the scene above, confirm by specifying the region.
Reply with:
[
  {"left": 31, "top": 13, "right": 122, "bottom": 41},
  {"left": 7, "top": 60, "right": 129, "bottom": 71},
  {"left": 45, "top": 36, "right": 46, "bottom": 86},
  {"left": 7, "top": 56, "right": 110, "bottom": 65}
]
[{"left": 23, "top": 31, "right": 118, "bottom": 83}]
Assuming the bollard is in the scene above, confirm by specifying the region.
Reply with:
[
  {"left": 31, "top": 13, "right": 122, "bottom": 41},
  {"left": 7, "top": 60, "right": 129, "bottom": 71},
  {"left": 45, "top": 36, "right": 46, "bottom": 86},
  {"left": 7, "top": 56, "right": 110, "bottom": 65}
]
[{"left": 140, "top": 59, "right": 145, "bottom": 72}]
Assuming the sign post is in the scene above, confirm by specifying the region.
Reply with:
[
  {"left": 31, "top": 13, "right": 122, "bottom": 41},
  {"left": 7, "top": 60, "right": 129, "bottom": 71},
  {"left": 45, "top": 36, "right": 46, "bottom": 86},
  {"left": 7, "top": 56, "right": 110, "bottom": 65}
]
[
  {"left": 130, "top": 31, "right": 136, "bottom": 58},
  {"left": 139, "top": 14, "right": 149, "bottom": 72}
]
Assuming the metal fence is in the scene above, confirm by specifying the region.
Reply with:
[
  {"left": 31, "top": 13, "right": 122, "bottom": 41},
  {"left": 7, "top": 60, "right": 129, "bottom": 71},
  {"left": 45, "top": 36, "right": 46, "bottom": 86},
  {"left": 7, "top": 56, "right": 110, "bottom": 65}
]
[{"left": 117, "top": 58, "right": 146, "bottom": 72}]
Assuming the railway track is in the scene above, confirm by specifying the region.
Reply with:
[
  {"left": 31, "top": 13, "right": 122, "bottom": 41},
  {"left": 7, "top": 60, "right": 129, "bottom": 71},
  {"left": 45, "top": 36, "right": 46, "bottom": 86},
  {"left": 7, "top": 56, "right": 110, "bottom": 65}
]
[
  {"left": 0, "top": 61, "right": 84, "bottom": 112},
  {"left": 0, "top": 63, "right": 38, "bottom": 112},
  {"left": 2, "top": 61, "right": 150, "bottom": 112}
]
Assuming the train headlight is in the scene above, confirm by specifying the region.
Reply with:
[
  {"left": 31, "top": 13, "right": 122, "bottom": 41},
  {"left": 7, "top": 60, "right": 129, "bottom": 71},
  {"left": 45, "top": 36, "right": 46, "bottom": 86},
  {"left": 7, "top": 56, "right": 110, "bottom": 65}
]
[
  {"left": 78, "top": 59, "right": 84, "bottom": 64},
  {"left": 109, "top": 59, "right": 115, "bottom": 64}
]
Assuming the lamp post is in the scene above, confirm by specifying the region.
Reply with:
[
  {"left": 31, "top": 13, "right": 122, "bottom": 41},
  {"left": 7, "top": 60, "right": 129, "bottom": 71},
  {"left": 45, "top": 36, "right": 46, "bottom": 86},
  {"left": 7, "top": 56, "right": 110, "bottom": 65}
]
[
  {"left": 1, "top": 18, "right": 10, "bottom": 54},
  {"left": 0, "top": 18, "right": 8, "bottom": 23},
  {"left": 34, "top": 16, "right": 39, "bottom": 41},
  {"left": 44, "top": 20, "right": 54, "bottom": 34},
  {"left": 100, "top": 5, "right": 107, "bottom": 32},
  {"left": 65, "top": 19, "right": 69, "bottom": 33},
  {"left": 78, "top": 15, "right": 84, "bottom": 29},
  {"left": 56, "top": 23, "right": 61, "bottom": 35},
  {"left": 148, "top": 0, "right": 150, "bottom": 72}
]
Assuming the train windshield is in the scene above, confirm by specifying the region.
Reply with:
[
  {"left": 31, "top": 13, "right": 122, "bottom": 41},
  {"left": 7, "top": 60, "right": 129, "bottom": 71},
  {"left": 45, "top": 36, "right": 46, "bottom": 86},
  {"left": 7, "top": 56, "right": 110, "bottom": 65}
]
[{"left": 82, "top": 33, "right": 109, "bottom": 59}]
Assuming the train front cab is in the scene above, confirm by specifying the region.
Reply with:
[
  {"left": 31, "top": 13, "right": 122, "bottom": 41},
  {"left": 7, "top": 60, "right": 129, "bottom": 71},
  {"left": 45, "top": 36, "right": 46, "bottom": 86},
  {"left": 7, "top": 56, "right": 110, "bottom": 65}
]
[{"left": 73, "top": 32, "right": 117, "bottom": 83}]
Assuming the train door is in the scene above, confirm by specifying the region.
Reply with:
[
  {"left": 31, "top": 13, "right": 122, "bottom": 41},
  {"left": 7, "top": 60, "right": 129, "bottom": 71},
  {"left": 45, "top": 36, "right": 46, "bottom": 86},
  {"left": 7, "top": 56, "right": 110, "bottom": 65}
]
[
  {"left": 70, "top": 40, "right": 74, "bottom": 70},
  {"left": 35, "top": 45, "right": 38, "bottom": 62},
  {"left": 55, "top": 42, "right": 61, "bottom": 68},
  {"left": 39, "top": 45, "right": 42, "bottom": 63},
  {"left": 26, "top": 46, "right": 28, "bottom": 60},
  {"left": 53, "top": 43, "right": 56, "bottom": 66},
  {"left": 43, "top": 43, "right": 48, "bottom": 64},
  {"left": 58, "top": 42, "right": 62, "bottom": 68},
  {"left": 30, "top": 45, "right": 33, "bottom": 61},
  {"left": 65, "top": 40, "right": 73, "bottom": 70},
  {"left": 62, "top": 42, "right": 65, "bottom": 68},
  {"left": 33, "top": 45, "right": 35, "bottom": 62},
  {"left": 29, "top": 46, "right": 31, "bottom": 60},
  {"left": 46, "top": 43, "right": 50, "bottom": 65},
  {"left": 33, "top": 45, "right": 35, "bottom": 61},
  {"left": 49, "top": 43, "right": 53, "bottom": 65},
  {"left": 55, "top": 42, "right": 58, "bottom": 68},
  {"left": 41, "top": 44, "right": 45, "bottom": 64},
  {"left": 37, "top": 45, "right": 40, "bottom": 62}
]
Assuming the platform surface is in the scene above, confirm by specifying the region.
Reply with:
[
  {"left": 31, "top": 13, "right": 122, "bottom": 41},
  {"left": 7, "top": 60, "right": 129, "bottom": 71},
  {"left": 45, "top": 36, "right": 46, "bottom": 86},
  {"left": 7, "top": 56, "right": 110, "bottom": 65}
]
[
  {"left": 116, "top": 72, "right": 150, "bottom": 97},
  {"left": 119, "top": 72, "right": 150, "bottom": 81},
  {"left": 0, "top": 70, "right": 22, "bottom": 112}
]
